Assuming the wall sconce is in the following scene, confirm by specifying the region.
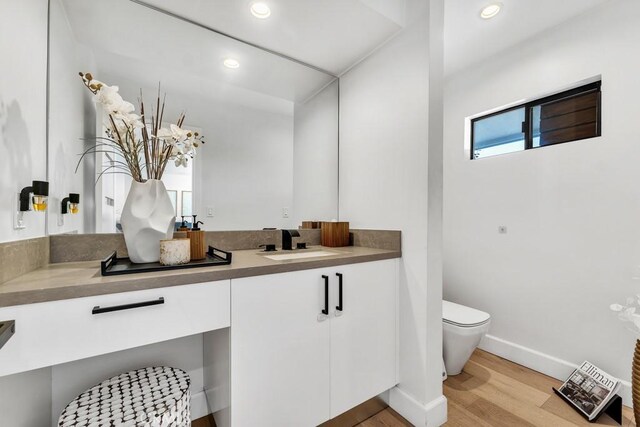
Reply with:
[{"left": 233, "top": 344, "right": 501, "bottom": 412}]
[
  {"left": 15, "top": 180, "right": 49, "bottom": 229},
  {"left": 61, "top": 193, "right": 80, "bottom": 215},
  {"left": 19, "top": 181, "right": 49, "bottom": 212}
]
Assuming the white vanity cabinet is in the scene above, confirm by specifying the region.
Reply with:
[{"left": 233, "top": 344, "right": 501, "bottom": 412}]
[
  {"left": 0, "top": 280, "right": 230, "bottom": 377},
  {"left": 329, "top": 259, "right": 398, "bottom": 417},
  {"left": 230, "top": 259, "right": 398, "bottom": 426}
]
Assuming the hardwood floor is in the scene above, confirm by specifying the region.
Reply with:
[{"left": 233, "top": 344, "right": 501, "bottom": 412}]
[
  {"left": 191, "top": 408, "right": 411, "bottom": 427},
  {"left": 354, "top": 408, "right": 412, "bottom": 426},
  {"left": 192, "top": 349, "right": 635, "bottom": 427},
  {"left": 443, "top": 349, "right": 635, "bottom": 427}
]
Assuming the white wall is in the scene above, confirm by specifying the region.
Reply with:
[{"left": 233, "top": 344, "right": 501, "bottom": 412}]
[
  {"left": 48, "top": 0, "right": 96, "bottom": 235},
  {"left": 0, "top": 0, "right": 48, "bottom": 242},
  {"left": 444, "top": 0, "right": 639, "bottom": 403},
  {"left": 293, "top": 80, "right": 339, "bottom": 225},
  {"left": 339, "top": 0, "right": 445, "bottom": 424}
]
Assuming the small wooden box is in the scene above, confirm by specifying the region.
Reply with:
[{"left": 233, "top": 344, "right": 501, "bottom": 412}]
[
  {"left": 301, "top": 221, "right": 320, "bottom": 229},
  {"left": 321, "top": 222, "right": 350, "bottom": 247}
]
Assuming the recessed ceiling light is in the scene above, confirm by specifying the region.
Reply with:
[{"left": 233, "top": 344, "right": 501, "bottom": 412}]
[
  {"left": 223, "top": 58, "right": 240, "bottom": 69},
  {"left": 250, "top": 2, "right": 271, "bottom": 19},
  {"left": 480, "top": 3, "right": 502, "bottom": 19}
]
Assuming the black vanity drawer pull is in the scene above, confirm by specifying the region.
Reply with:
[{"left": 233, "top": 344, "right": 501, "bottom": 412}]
[
  {"left": 92, "top": 297, "right": 165, "bottom": 315},
  {"left": 321, "top": 275, "right": 329, "bottom": 315},
  {"left": 336, "top": 273, "right": 343, "bottom": 312},
  {"left": 0, "top": 320, "right": 15, "bottom": 350}
]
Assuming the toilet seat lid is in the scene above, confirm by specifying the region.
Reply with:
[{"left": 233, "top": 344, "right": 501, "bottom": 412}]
[{"left": 443, "top": 300, "right": 490, "bottom": 327}]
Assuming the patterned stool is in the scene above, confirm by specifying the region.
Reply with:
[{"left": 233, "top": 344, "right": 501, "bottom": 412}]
[{"left": 58, "top": 366, "right": 191, "bottom": 427}]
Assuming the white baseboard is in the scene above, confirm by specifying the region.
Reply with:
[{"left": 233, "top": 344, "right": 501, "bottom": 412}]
[
  {"left": 191, "top": 390, "right": 209, "bottom": 421},
  {"left": 479, "top": 334, "right": 632, "bottom": 407},
  {"left": 424, "top": 395, "right": 448, "bottom": 427},
  {"left": 389, "top": 386, "right": 448, "bottom": 426}
]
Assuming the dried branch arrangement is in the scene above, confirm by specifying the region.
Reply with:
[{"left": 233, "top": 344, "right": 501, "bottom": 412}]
[{"left": 78, "top": 72, "right": 204, "bottom": 182}]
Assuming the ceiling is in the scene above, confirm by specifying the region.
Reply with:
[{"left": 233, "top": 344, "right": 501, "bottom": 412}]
[
  {"left": 135, "top": 0, "right": 408, "bottom": 76},
  {"left": 60, "top": 0, "right": 614, "bottom": 95},
  {"left": 61, "top": 0, "right": 336, "bottom": 105},
  {"left": 444, "top": 0, "right": 611, "bottom": 76}
]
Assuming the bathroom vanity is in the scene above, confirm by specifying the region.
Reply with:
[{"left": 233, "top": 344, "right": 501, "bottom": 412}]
[{"left": 0, "top": 241, "right": 400, "bottom": 426}]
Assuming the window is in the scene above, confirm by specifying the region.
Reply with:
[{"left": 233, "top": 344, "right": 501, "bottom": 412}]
[{"left": 471, "top": 81, "right": 601, "bottom": 159}]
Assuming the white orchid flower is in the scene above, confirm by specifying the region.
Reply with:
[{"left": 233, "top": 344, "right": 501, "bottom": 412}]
[
  {"left": 174, "top": 155, "right": 188, "bottom": 167},
  {"left": 170, "top": 124, "right": 189, "bottom": 141},
  {"left": 156, "top": 124, "right": 188, "bottom": 142},
  {"left": 119, "top": 101, "right": 135, "bottom": 114},
  {"left": 127, "top": 113, "right": 144, "bottom": 129},
  {"left": 95, "top": 85, "right": 125, "bottom": 113},
  {"left": 182, "top": 138, "right": 194, "bottom": 152},
  {"left": 112, "top": 112, "right": 143, "bottom": 133},
  {"left": 611, "top": 297, "right": 640, "bottom": 335},
  {"left": 610, "top": 303, "right": 624, "bottom": 312},
  {"left": 155, "top": 127, "right": 173, "bottom": 141}
]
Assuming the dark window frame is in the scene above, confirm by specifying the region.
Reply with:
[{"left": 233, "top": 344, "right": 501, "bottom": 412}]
[{"left": 470, "top": 81, "right": 602, "bottom": 160}]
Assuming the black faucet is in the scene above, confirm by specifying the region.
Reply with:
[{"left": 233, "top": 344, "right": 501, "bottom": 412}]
[{"left": 282, "top": 229, "right": 300, "bottom": 250}]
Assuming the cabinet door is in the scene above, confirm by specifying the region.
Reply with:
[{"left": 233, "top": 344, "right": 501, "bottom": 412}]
[
  {"left": 231, "top": 269, "right": 332, "bottom": 427},
  {"left": 330, "top": 259, "right": 398, "bottom": 417}
]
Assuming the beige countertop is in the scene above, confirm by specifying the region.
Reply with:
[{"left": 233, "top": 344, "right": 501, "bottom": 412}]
[{"left": 0, "top": 246, "right": 401, "bottom": 308}]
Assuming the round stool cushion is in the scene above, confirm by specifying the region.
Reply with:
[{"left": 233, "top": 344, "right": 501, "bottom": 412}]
[{"left": 58, "top": 366, "right": 191, "bottom": 427}]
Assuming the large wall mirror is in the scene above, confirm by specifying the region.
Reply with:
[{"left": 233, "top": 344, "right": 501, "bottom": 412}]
[{"left": 48, "top": 0, "right": 339, "bottom": 234}]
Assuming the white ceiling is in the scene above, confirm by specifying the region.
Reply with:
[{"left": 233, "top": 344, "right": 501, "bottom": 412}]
[
  {"left": 61, "top": 0, "right": 336, "bottom": 105},
  {"left": 136, "top": 0, "right": 408, "bottom": 76},
  {"left": 60, "top": 0, "right": 615, "bottom": 97},
  {"left": 444, "top": 0, "right": 611, "bottom": 76}
]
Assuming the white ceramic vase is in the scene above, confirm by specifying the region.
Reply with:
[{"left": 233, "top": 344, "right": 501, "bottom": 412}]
[{"left": 121, "top": 179, "right": 176, "bottom": 263}]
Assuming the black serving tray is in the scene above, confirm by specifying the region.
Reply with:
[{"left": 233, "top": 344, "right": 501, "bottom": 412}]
[{"left": 101, "top": 246, "right": 232, "bottom": 276}]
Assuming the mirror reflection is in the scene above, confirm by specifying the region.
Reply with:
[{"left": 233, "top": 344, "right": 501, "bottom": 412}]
[{"left": 48, "top": 0, "right": 339, "bottom": 234}]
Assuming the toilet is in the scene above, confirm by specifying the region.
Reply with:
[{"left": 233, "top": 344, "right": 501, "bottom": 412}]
[{"left": 442, "top": 300, "right": 491, "bottom": 376}]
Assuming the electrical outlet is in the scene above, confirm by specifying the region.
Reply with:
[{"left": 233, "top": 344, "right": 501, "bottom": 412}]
[
  {"left": 498, "top": 226, "right": 507, "bottom": 234},
  {"left": 14, "top": 211, "right": 26, "bottom": 230},
  {"left": 13, "top": 193, "right": 26, "bottom": 230},
  {"left": 207, "top": 207, "right": 214, "bottom": 217},
  {"left": 282, "top": 207, "right": 289, "bottom": 218}
]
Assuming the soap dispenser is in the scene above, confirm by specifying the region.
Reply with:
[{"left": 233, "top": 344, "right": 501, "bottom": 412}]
[
  {"left": 187, "top": 215, "right": 206, "bottom": 260},
  {"left": 187, "top": 215, "right": 207, "bottom": 261},
  {"left": 178, "top": 216, "right": 189, "bottom": 232}
]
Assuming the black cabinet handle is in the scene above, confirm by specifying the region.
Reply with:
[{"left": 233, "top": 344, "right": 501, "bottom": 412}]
[
  {"left": 321, "top": 275, "right": 329, "bottom": 315},
  {"left": 0, "top": 320, "right": 15, "bottom": 351},
  {"left": 92, "top": 297, "right": 164, "bottom": 315},
  {"left": 336, "top": 273, "right": 344, "bottom": 312}
]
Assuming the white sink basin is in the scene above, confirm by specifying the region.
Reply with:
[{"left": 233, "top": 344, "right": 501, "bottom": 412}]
[{"left": 263, "top": 251, "right": 337, "bottom": 261}]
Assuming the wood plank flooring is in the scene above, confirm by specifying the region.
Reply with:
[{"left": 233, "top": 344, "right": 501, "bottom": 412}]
[
  {"left": 192, "top": 349, "right": 635, "bottom": 427},
  {"left": 444, "top": 349, "right": 635, "bottom": 427}
]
